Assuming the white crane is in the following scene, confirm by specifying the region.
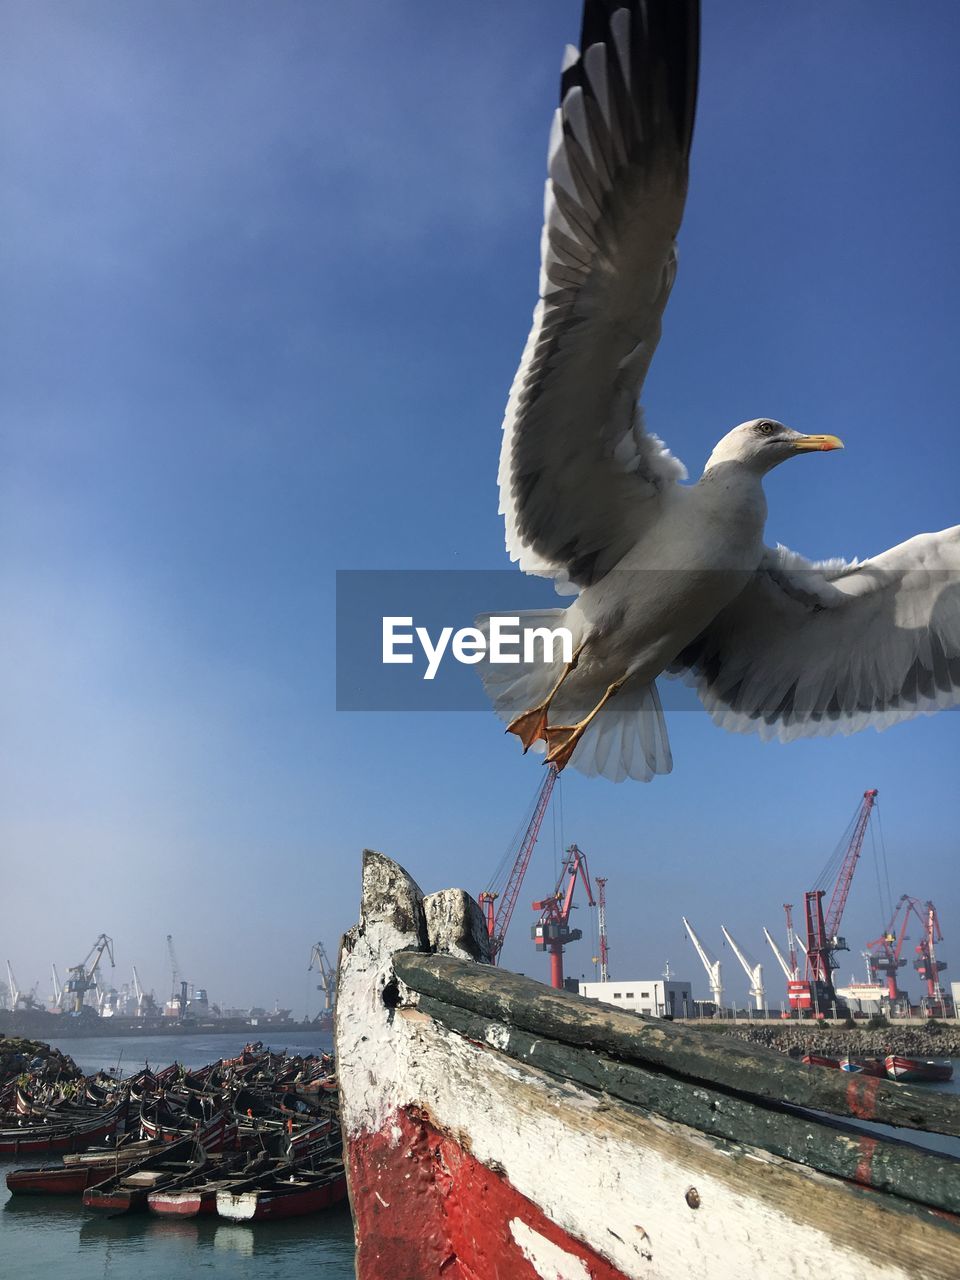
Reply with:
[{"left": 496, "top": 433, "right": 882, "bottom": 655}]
[
  {"left": 763, "top": 926, "right": 796, "bottom": 981},
  {"left": 681, "top": 917, "right": 723, "bottom": 1014},
  {"left": 51, "top": 963, "right": 63, "bottom": 1009},
  {"left": 6, "top": 960, "right": 20, "bottom": 1010},
  {"left": 721, "top": 925, "right": 765, "bottom": 1013},
  {"left": 132, "top": 966, "right": 146, "bottom": 1016}
]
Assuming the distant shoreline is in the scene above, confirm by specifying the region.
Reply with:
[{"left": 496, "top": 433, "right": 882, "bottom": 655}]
[{"left": 0, "top": 1011, "right": 331, "bottom": 1040}]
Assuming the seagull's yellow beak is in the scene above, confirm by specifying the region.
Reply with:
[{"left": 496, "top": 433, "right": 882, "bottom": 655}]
[{"left": 792, "top": 434, "right": 844, "bottom": 452}]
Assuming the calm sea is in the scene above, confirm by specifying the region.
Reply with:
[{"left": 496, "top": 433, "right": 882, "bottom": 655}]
[{"left": 0, "top": 1031, "right": 356, "bottom": 1280}]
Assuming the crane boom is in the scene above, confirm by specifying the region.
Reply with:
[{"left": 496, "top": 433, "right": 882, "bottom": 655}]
[
  {"left": 681, "top": 917, "right": 723, "bottom": 1013},
  {"left": 6, "top": 961, "right": 19, "bottom": 1010},
  {"left": 763, "top": 927, "right": 793, "bottom": 982},
  {"left": 721, "top": 925, "right": 765, "bottom": 1012},
  {"left": 482, "top": 765, "right": 558, "bottom": 964},
  {"left": 595, "top": 877, "right": 610, "bottom": 983},
  {"left": 824, "top": 790, "right": 878, "bottom": 940}
]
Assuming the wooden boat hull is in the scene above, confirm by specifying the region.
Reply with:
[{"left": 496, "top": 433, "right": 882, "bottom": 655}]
[
  {"left": 801, "top": 1054, "right": 840, "bottom": 1070},
  {"left": 885, "top": 1056, "right": 954, "bottom": 1084},
  {"left": 147, "top": 1188, "right": 215, "bottom": 1217},
  {"left": 0, "top": 1105, "right": 123, "bottom": 1156},
  {"left": 5, "top": 1164, "right": 101, "bottom": 1195},
  {"left": 216, "top": 1172, "right": 347, "bottom": 1221},
  {"left": 336, "top": 852, "right": 960, "bottom": 1280}
]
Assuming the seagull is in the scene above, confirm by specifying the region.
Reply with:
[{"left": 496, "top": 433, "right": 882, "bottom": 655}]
[{"left": 479, "top": 0, "right": 960, "bottom": 782}]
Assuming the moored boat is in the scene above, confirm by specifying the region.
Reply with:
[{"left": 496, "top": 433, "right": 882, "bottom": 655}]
[
  {"left": 82, "top": 1136, "right": 200, "bottom": 1213},
  {"left": 336, "top": 852, "right": 960, "bottom": 1280},
  {"left": 801, "top": 1053, "right": 840, "bottom": 1070},
  {"left": 215, "top": 1157, "right": 347, "bottom": 1221},
  {"left": 885, "top": 1055, "right": 954, "bottom": 1084},
  {"left": 839, "top": 1057, "right": 887, "bottom": 1077},
  {"left": 0, "top": 1100, "right": 125, "bottom": 1156}
]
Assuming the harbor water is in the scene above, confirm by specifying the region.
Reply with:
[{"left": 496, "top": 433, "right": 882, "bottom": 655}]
[
  {"left": 0, "top": 1031, "right": 356, "bottom": 1280},
  {"left": 3, "top": 1032, "right": 958, "bottom": 1280}
]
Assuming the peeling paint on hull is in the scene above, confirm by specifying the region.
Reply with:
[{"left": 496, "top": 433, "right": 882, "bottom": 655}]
[{"left": 349, "top": 1105, "right": 627, "bottom": 1280}]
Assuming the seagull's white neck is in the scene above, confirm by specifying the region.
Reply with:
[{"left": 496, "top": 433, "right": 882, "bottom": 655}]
[{"left": 695, "top": 460, "right": 768, "bottom": 531}]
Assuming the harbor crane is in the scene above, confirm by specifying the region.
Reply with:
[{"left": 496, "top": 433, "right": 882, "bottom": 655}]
[
  {"left": 763, "top": 928, "right": 795, "bottom": 982},
  {"left": 166, "top": 934, "right": 189, "bottom": 1018},
  {"left": 5, "top": 961, "right": 20, "bottom": 1011},
  {"left": 308, "top": 941, "right": 336, "bottom": 1014},
  {"left": 802, "top": 789, "right": 877, "bottom": 1016},
  {"left": 481, "top": 765, "right": 558, "bottom": 964},
  {"left": 914, "top": 901, "right": 951, "bottom": 1016},
  {"left": 51, "top": 963, "right": 63, "bottom": 1010},
  {"left": 681, "top": 917, "right": 723, "bottom": 1014},
  {"left": 865, "top": 895, "right": 916, "bottom": 1006},
  {"left": 532, "top": 843, "right": 596, "bottom": 990},
  {"left": 64, "top": 934, "right": 114, "bottom": 1013},
  {"left": 593, "top": 877, "right": 610, "bottom": 982},
  {"left": 721, "top": 925, "right": 765, "bottom": 1013}
]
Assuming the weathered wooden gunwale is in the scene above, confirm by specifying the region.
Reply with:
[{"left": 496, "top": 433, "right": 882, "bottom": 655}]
[
  {"left": 412, "top": 990, "right": 960, "bottom": 1216},
  {"left": 394, "top": 951, "right": 960, "bottom": 1138}
]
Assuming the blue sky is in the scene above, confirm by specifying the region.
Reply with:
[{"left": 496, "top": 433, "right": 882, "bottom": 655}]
[{"left": 2, "top": 1, "right": 958, "bottom": 1013}]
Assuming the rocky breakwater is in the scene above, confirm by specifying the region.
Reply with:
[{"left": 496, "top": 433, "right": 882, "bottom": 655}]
[
  {"left": 0, "top": 1036, "right": 81, "bottom": 1086},
  {"left": 706, "top": 1021, "right": 960, "bottom": 1058}
]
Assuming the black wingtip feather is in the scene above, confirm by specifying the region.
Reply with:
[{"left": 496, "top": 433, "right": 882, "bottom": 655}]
[{"left": 567, "top": 0, "right": 699, "bottom": 163}]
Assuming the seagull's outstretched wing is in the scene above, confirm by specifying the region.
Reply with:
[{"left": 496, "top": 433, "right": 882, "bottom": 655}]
[
  {"left": 499, "top": 0, "right": 699, "bottom": 589},
  {"left": 672, "top": 530, "right": 960, "bottom": 741}
]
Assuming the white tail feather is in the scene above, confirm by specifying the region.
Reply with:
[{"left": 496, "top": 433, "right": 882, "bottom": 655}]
[{"left": 477, "top": 610, "right": 672, "bottom": 783}]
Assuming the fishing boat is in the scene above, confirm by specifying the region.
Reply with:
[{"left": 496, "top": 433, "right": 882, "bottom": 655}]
[
  {"left": 839, "top": 1057, "right": 887, "bottom": 1078},
  {"left": 336, "top": 852, "right": 960, "bottom": 1280},
  {"left": 801, "top": 1053, "right": 840, "bottom": 1070},
  {"left": 147, "top": 1150, "right": 268, "bottom": 1217},
  {"left": 885, "top": 1056, "right": 955, "bottom": 1084},
  {"left": 215, "top": 1157, "right": 347, "bottom": 1222},
  {"left": 0, "top": 1099, "right": 126, "bottom": 1157},
  {"left": 7, "top": 1135, "right": 167, "bottom": 1195},
  {"left": 82, "top": 1137, "right": 203, "bottom": 1213}
]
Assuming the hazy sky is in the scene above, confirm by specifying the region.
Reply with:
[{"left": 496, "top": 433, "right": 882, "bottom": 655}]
[{"left": 2, "top": 1, "right": 958, "bottom": 1015}]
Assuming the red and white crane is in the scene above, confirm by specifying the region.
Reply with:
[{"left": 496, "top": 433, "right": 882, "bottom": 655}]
[
  {"left": 532, "top": 843, "right": 596, "bottom": 989},
  {"left": 801, "top": 789, "right": 877, "bottom": 1015},
  {"left": 914, "top": 900, "right": 951, "bottom": 1016},
  {"left": 594, "top": 877, "right": 610, "bottom": 982},
  {"left": 480, "top": 765, "right": 558, "bottom": 965}
]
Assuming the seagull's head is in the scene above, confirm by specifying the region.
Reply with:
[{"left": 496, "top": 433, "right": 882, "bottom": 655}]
[{"left": 704, "top": 419, "right": 844, "bottom": 476}]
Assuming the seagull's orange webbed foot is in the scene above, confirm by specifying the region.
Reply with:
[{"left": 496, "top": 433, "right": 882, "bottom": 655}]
[
  {"left": 543, "top": 724, "right": 585, "bottom": 772},
  {"left": 505, "top": 706, "right": 550, "bottom": 752}
]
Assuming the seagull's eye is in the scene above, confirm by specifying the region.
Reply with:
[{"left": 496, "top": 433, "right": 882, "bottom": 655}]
[{"left": 756, "top": 421, "right": 775, "bottom": 435}]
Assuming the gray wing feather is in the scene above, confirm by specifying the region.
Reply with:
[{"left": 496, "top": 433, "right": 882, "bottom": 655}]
[
  {"left": 672, "top": 530, "right": 960, "bottom": 740},
  {"left": 499, "top": 1, "right": 699, "bottom": 589}
]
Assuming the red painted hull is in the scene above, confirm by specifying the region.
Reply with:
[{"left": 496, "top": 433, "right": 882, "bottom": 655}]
[
  {"left": 83, "top": 1187, "right": 147, "bottom": 1213},
  {"left": 0, "top": 1111, "right": 121, "bottom": 1156},
  {"left": 884, "top": 1056, "right": 954, "bottom": 1083},
  {"left": 348, "top": 1107, "right": 627, "bottom": 1280},
  {"left": 5, "top": 1164, "right": 100, "bottom": 1195},
  {"left": 801, "top": 1054, "right": 840, "bottom": 1070}
]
